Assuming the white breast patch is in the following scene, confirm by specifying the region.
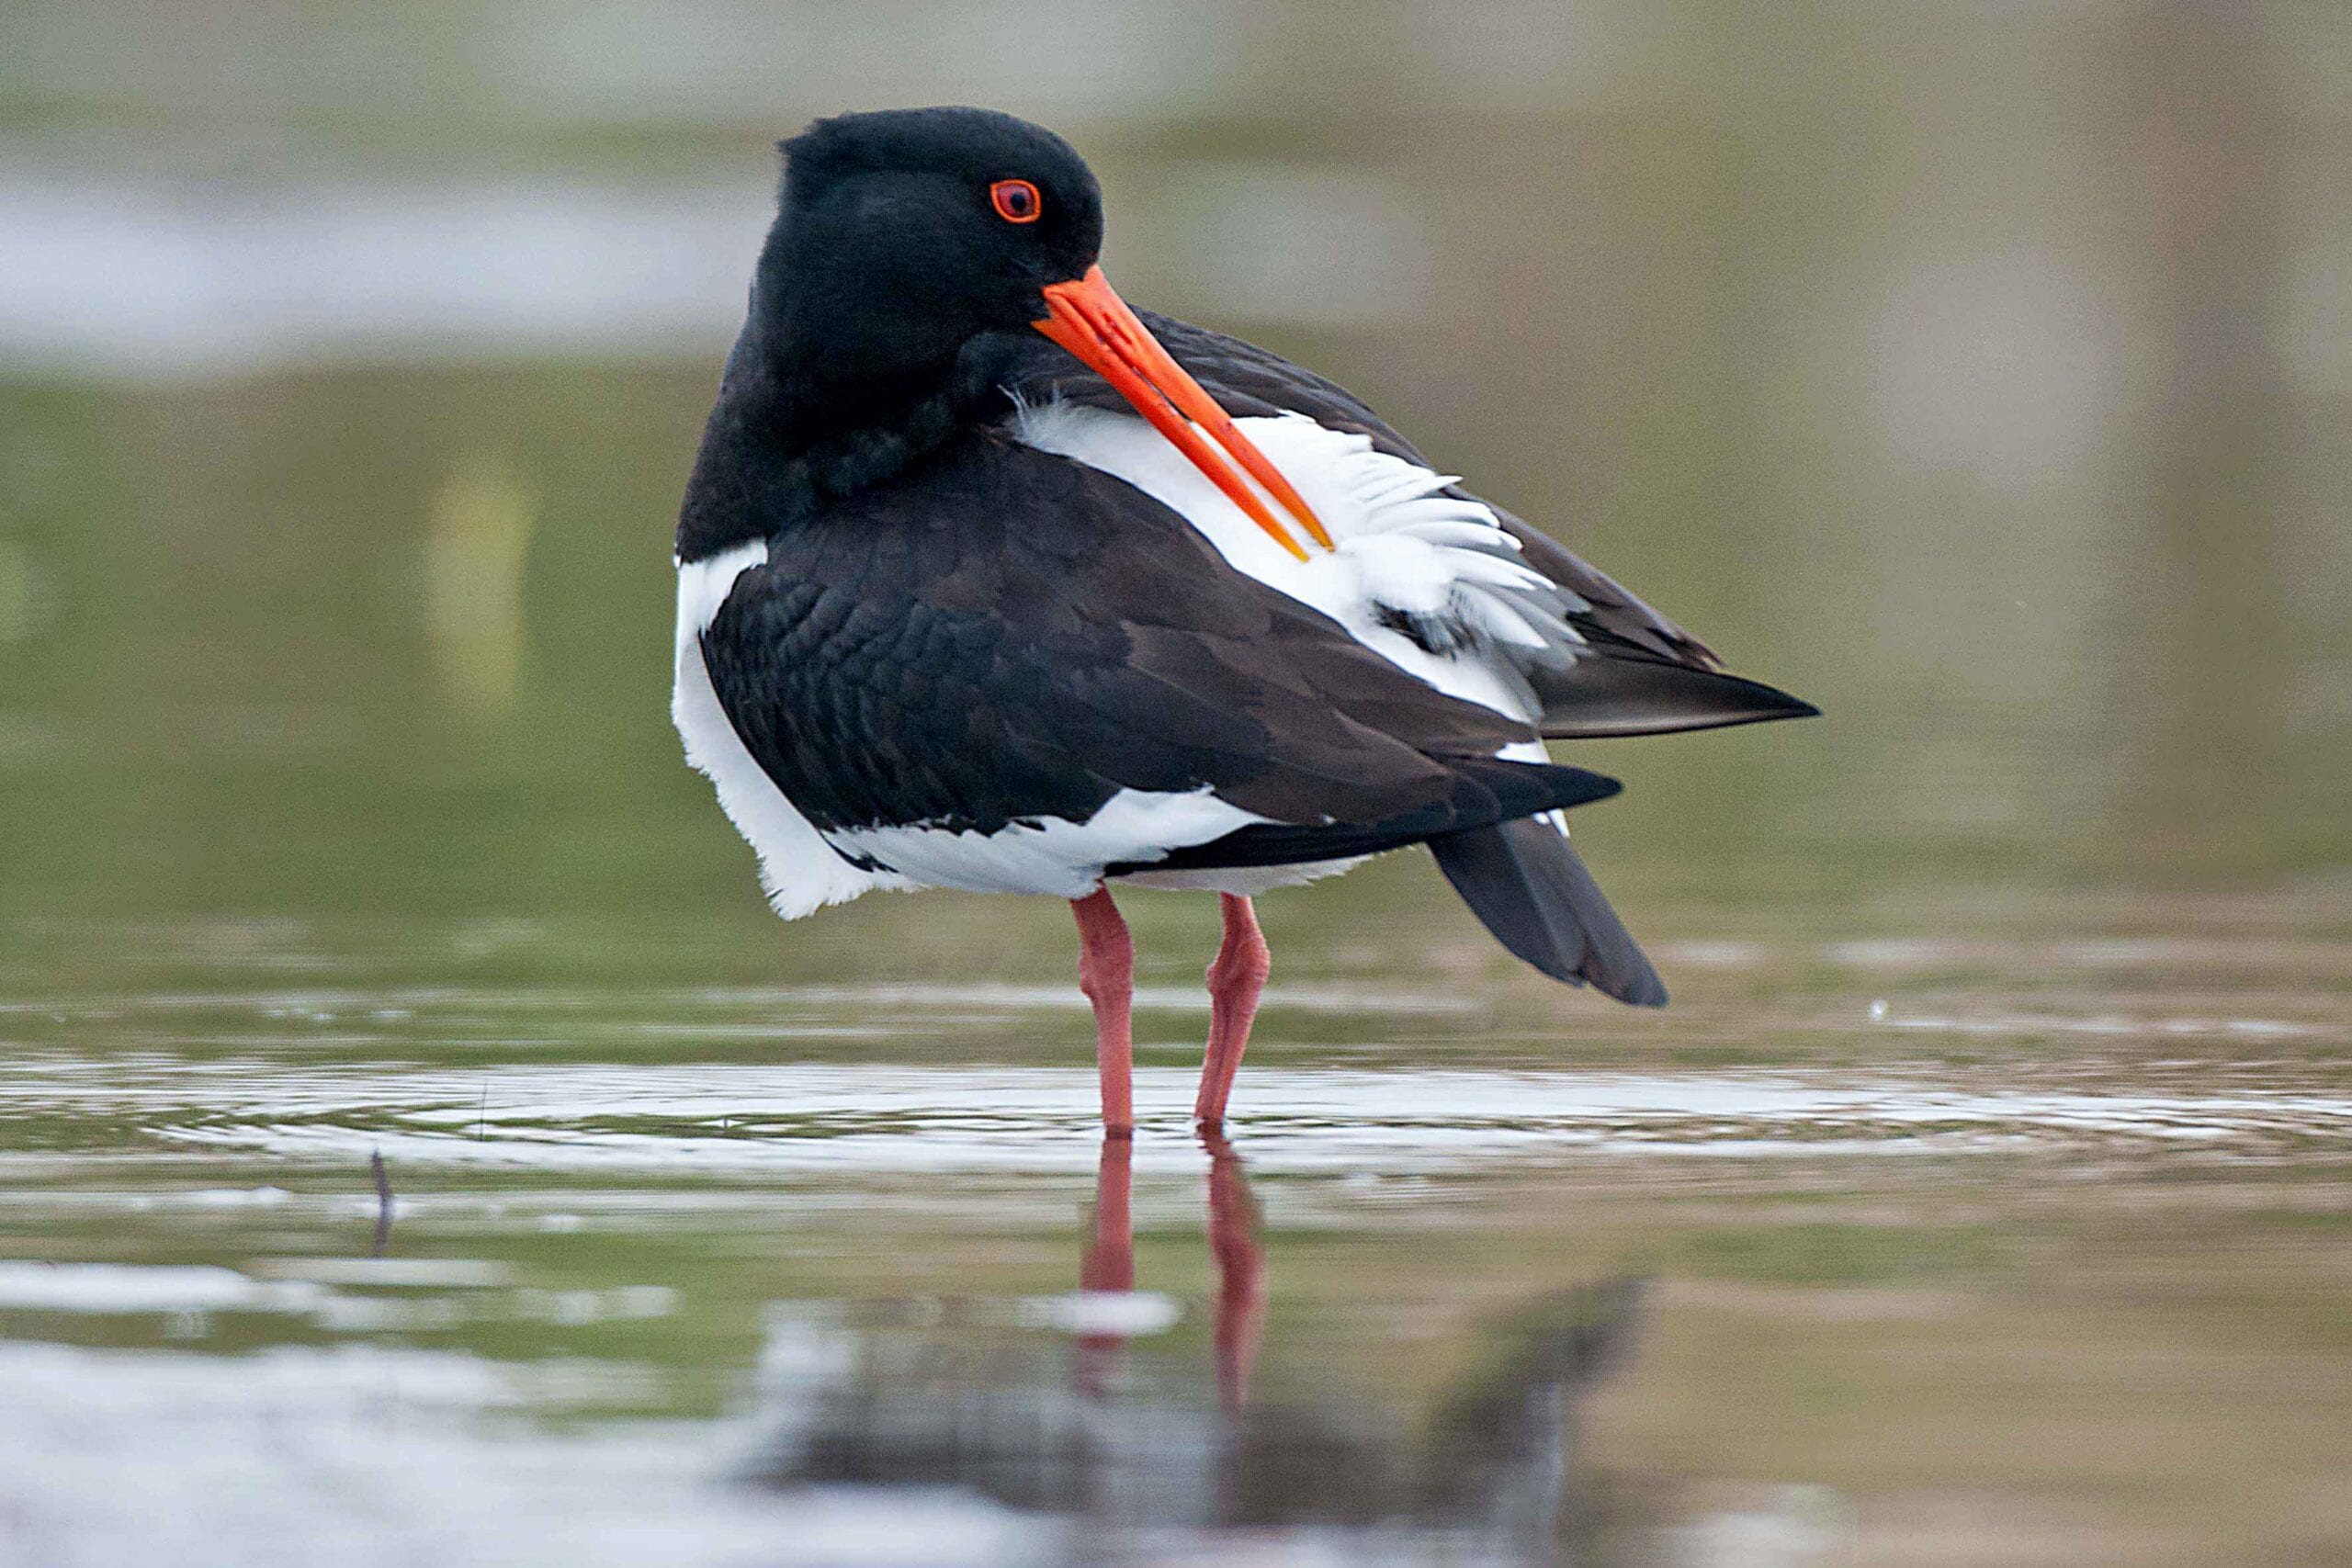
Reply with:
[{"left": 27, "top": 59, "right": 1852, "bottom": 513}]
[{"left": 673, "top": 543, "right": 899, "bottom": 919}]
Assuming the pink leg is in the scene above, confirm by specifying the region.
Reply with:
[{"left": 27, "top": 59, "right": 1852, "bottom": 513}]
[
  {"left": 1070, "top": 886, "right": 1135, "bottom": 1134},
  {"left": 1193, "top": 894, "right": 1270, "bottom": 1126}
]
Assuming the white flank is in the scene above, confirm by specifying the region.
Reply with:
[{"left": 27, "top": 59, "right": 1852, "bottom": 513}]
[
  {"left": 823, "top": 786, "right": 1268, "bottom": 899},
  {"left": 673, "top": 543, "right": 899, "bottom": 919},
  {"left": 1013, "top": 401, "right": 1581, "bottom": 722},
  {"left": 1114, "top": 856, "right": 1368, "bottom": 895}
]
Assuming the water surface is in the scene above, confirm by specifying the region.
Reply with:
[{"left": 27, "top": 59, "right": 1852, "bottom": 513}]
[{"left": 5, "top": 908, "right": 2347, "bottom": 1566}]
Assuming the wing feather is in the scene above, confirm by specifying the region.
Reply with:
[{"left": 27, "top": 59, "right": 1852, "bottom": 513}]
[
  {"left": 981, "top": 316, "right": 1816, "bottom": 738},
  {"left": 698, "top": 436, "right": 1617, "bottom": 866}
]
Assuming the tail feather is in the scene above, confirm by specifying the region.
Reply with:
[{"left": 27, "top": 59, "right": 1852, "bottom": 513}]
[
  {"left": 1429, "top": 818, "right": 1667, "bottom": 1006},
  {"left": 1531, "top": 659, "right": 1819, "bottom": 739}
]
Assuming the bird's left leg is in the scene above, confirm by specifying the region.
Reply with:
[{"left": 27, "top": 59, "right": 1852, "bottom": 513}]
[
  {"left": 1071, "top": 886, "right": 1136, "bottom": 1134},
  {"left": 1194, "top": 893, "right": 1270, "bottom": 1126}
]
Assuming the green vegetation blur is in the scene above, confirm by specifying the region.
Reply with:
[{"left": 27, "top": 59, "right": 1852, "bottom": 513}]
[{"left": 3, "top": 0, "right": 2346, "bottom": 948}]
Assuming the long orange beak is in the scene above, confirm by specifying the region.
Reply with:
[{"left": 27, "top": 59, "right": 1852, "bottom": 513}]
[{"left": 1035, "top": 266, "right": 1331, "bottom": 561}]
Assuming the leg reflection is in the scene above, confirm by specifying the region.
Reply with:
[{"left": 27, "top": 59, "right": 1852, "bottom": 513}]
[
  {"left": 1074, "top": 1130, "right": 1134, "bottom": 1395},
  {"left": 1202, "top": 1129, "right": 1266, "bottom": 1415},
  {"left": 1070, "top": 1130, "right": 1268, "bottom": 1413}
]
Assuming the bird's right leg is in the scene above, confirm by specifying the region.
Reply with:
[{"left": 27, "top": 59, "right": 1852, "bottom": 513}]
[
  {"left": 1070, "top": 886, "right": 1135, "bottom": 1134},
  {"left": 1194, "top": 893, "right": 1269, "bottom": 1127}
]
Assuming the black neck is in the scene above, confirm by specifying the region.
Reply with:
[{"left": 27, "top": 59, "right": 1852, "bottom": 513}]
[{"left": 674, "top": 324, "right": 1023, "bottom": 564}]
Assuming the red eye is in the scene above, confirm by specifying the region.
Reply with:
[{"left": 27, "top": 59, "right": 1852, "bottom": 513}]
[{"left": 989, "top": 178, "right": 1042, "bottom": 224}]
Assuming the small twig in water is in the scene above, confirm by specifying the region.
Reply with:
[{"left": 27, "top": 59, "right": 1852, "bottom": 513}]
[
  {"left": 369, "top": 1148, "right": 395, "bottom": 1258},
  {"left": 476, "top": 1080, "right": 489, "bottom": 1141}
]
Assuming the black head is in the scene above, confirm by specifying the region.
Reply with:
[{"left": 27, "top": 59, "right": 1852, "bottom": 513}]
[
  {"left": 698, "top": 106, "right": 1327, "bottom": 563},
  {"left": 752, "top": 107, "right": 1104, "bottom": 394}
]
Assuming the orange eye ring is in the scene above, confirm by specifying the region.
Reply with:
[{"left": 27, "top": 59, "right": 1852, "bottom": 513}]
[{"left": 989, "top": 178, "right": 1042, "bottom": 224}]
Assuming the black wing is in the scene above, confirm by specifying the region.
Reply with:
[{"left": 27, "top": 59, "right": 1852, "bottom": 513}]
[
  {"left": 698, "top": 432, "right": 1620, "bottom": 872},
  {"left": 984, "top": 315, "right": 1816, "bottom": 739}
]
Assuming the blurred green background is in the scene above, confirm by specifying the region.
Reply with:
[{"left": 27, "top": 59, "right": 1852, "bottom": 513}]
[
  {"left": 2, "top": 0, "right": 2346, "bottom": 959},
  {"left": 3, "top": 10, "right": 2349, "bottom": 1562}
]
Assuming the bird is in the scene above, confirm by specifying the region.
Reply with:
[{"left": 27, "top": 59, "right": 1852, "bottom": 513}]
[{"left": 673, "top": 107, "right": 1815, "bottom": 1134}]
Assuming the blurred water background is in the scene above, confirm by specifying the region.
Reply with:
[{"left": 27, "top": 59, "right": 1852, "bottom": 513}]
[{"left": 2, "top": 3, "right": 2348, "bottom": 1564}]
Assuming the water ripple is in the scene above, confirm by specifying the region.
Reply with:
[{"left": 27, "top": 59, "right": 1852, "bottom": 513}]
[{"left": 5, "top": 1058, "right": 2346, "bottom": 1177}]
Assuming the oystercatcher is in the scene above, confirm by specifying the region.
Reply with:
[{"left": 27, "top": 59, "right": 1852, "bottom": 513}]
[{"left": 673, "top": 107, "right": 1814, "bottom": 1131}]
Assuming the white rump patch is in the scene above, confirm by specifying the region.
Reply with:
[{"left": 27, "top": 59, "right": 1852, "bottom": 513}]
[
  {"left": 1013, "top": 401, "right": 1583, "bottom": 723},
  {"left": 673, "top": 543, "right": 901, "bottom": 919}
]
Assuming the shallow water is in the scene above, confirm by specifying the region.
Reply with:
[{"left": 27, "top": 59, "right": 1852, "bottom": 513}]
[{"left": 4, "top": 910, "right": 2348, "bottom": 1567}]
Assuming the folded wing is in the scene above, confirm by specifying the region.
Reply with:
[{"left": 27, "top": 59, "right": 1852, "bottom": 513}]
[{"left": 984, "top": 313, "right": 1816, "bottom": 739}]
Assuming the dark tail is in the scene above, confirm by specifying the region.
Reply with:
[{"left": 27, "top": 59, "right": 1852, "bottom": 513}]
[
  {"left": 1530, "top": 659, "right": 1818, "bottom": 739},
  {"left": 1429, "top": 817, "right": 1667, "bottom": 1006}
]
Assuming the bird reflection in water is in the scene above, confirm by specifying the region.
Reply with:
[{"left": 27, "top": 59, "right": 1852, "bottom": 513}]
[{"left": 744, "top": 1134, "right": 1642, "bottom": 1562}]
